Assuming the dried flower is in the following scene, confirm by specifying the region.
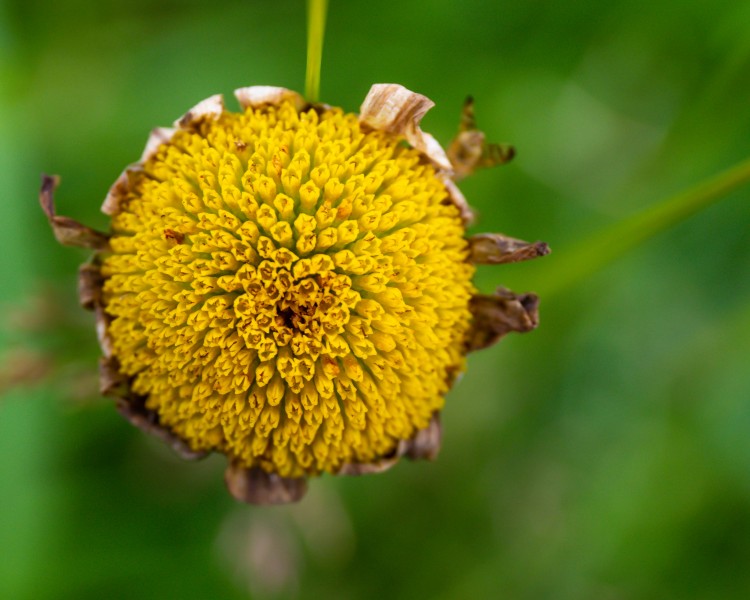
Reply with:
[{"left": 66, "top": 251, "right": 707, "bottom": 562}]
[{"left": 41, "top": 84, "right": 548, "bottom": 504}]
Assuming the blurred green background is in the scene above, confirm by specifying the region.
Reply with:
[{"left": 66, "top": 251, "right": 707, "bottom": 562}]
[{"left": 2, "top": 0, "right": 750, "bottom": 598}]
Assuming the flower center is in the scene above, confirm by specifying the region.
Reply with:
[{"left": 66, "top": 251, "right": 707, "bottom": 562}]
[
  {"left": 100, "top": 101, "right": 476, "bottom": 477},
  {"left": 233, "top": 251, "right": 359, "bottom": 392}
]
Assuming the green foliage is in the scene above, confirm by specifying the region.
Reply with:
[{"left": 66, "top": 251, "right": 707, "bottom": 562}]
[{"left": 1, "top": 0, "right": 749, "bottom": 598}]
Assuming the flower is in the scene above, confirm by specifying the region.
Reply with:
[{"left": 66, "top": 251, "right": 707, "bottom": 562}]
[{"left": 40, "top": 84, "right": 548, "bottom": 504}]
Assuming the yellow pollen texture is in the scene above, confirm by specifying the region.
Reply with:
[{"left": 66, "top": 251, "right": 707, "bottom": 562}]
[{"left": 101, "top": 101, "right": 475, "bottom": 477}]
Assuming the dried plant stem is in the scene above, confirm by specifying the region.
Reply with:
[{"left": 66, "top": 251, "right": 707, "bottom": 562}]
[
  {"left": 538, "top": 156, "right": 750, "bottom": 296},
  {"left": 305, "top": 0, "right": 328, "bottom": 102}
]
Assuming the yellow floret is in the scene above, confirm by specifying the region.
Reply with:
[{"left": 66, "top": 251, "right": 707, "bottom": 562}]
[{"left": 100, "top": 100, "right": 475, "bottom": 477}]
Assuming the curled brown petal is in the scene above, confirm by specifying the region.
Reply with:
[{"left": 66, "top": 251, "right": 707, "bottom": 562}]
[
  {"left": 338, "top": 413, "right": 442, "bottom": 475},
  {"left": 225, "top": 463, "right": 308, "bottom": 505},
  {"left": 78, "top": 262, "right": 103, "bottom": 310},
  {"left": 174, "top": 94, "right": 224, "bottom": 129},
  {"left": 359, "top": 83, "right": 453, "bottom": 171},
  {"left": 101, "top": 166, "right": 142, "bottom": 217},
  {"left": 94, "top": 304, "right": 113, "bottom": 359},
  {"left": 468, "top": 233, "right": 550, "bottom": 265},
  {"left": 116, "top": 395, "right": 208, "bottom": 461},
  {"left": 467, "top": 287, "right": 540, "bottom": 351},
  {"left": 39, "top": 174, "right": 109, "bottom": 250},
  {"left": 234, "top": 86, "right": 307, "bottom": 111},
  {"left": 447, "top": 97, "right": 515, "bottom": 180},
  {"left": 360, "top": 83, "right": 433, "bottom": 135},
  {"left": 140, "top": 127, "right": 177, "bottom": 162},
  {"left": 99, "top": 356, "right": 126, "bottom": 396},
  {"left": 401, "top": 413, "right": 442, "bottom": 461},
  {"left": 337, "top": 455, "right": 400, "bottom": 476},
  {"left": 438, "top": 174, "right": 475, "bottom": 225}
]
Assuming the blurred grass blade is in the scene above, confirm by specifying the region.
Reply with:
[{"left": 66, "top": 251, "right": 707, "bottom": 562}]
[
  {"left": 305, "top": 0, "right": 329, "bottom": 102},
  {"left": 538, "top": 156, "right": 750, "bottom": 296}
]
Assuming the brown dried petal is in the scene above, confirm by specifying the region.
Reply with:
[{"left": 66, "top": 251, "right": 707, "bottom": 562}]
[
  {"left": 448, "top": 130, "right": 487, "bottom": 181},
  {"left": 78, "top": 262, "right": 103, "bottom": 310},
  {"left": 94, "top": 304, "right": 113, "bottom": 358},
  {"left": 99, "top": 356, "right": 126, "bottom": 396},
  {"left": 438, "top": 174, "right": 475, "bottom": 225},
  {"left": 39, "top": 175, "right": 109, "bottom": 250},
  {"left": 174, "top": 93, "right": 224, "bottom": 129},
  {"left": 336, "top": 456, "right": 401, "bottom": 476},
  {"left": 467, "top": 287, "right": 540, "bottom": 352},
  {"left": 400, "top": 413, "right": 442, "bottom": 461},
  {"left": 116, "top": 395, "right": 208, "bottom": 461},
  {"left": 447, "top": 97, "right": 515, "bottom": 180},
  {"left": 338, "top": 413, "right": 442, "bottom": 475},
  {"left": 360, "top": 83, "right": 433, "bottom": 134},
  {"left": 420, "top": 132, "right": 453, "bottom": 171},
  {"left": 468, "top": 233, "right": 550, "bottom": 265},
  {"left": 225, "top": 464, "right": 308, "bottom": 505},
  {"left": 359, "top": 83, "right": 453, "bottom": 171},
  {"left": 234, "top": 86, "right": 307, "bottom": 111},
  {"left": 101, "top": 166, "right": 142, "bottom": 217},
  {"left": 140, "top": 127, "right": 177, "bottom": 162}
]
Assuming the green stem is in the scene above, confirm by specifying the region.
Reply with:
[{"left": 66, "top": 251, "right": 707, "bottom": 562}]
[
  {"left": 535, "top": 156, "right": 750, "bottom": 297},
  {"left": 305, "top": 0, "right": 329, "bottom": 103}
]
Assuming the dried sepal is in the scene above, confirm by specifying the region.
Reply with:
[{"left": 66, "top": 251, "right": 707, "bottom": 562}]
[
  {"left": 116, "top": 395, "right": 208, "bottom": 461},
  {"left": 234, "top": 86, "right": 307, "bottom": 112},
  {"left": 448, "top": 96, "right": 515, "bottom": 180},
  {"left": 359, "top": 83, "right": 452, "bottom": 171},
  {"left": 140, "top": 127, "right": 177, "bottom": 162},
  {"left": 468, "top": 233, "right": 550, "bottom": 265},
  {"left": 225, "top": 463, "right": 308, "bottom": 505},
  {"left": 39, "top": 175, "right": 109, "bottom": 250},
  {"left": 78, "top": 262, "right": 103, "bottom": 310},
  {"left": 467, "top": 287, "right": 540, "bottom": 351},
  {"left": 174, "top": 94, "right": 224, "bottom": 129}
]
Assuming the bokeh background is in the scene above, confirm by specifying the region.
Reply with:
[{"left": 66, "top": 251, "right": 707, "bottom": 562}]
[{"left": 2, "top": 0, "right": 750, "bottom": 598}]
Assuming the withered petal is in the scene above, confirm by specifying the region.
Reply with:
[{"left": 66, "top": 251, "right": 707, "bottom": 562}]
[
  {"left": 101, "top": 166, "right": 142, "bottom": 217},
  {"left": 39, "top": 174, "right": 109, "bottom": 250},
  {"left": 359, "top": 83, "right": 434, "bottom": 133},
  {"left": 225, "top": 463, "right": 308, "bottom": 505},
  {"left": 421, "top": 132, "right": 453, "bottom": 171},
  {"left": 174, "top": 94, "right": 224, "bottom": 129},
  {"left": 99, "top": 356, "right": 126, "bottom": 396},
  {"left": 447, "top": 97, "right": 515, "bottom": 180},
  {"left": 94, "top": 304, "right": 113, "bottom": 358},
  {"left": 78, "top": 262, "right": 103, "bottom": 310},
  {"left": 359, "top": 83, "right": 453, "bottom": 172},
  {"left": 234, "top": 86, "right": 307, "bottom": 111},
  {"left": 438, "top": 174, "right": 475, "bottom": 225},
  {"left": 338, "top": 413, "right": 442, "bottom": 475},
  {"left": 116, "top": 395, "right": 208, "bottom": 461},
  {"left": 140, "top": 127, "right": 177, "bottom": 163},
  {"left": 468, "top": 233, "right": 550, "bottom": 265},
  {"left": 467, "top": 287, "right": 540, "bottom": 352},
  {"left": 336, "top": 455, "right": 401, "bottom": 476},
  {"left": 401, "top": 413, "right": 442, "bottom": 461},
  {"left": 458, "top": 95, "right": 478, "bottom": 132}
]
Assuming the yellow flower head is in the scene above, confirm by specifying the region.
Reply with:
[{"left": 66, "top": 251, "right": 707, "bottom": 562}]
[{"left": 41, "top": 84, "right": 548, "bottom": 504}]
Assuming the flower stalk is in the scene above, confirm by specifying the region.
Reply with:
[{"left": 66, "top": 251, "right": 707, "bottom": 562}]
[{"left": 305, "top": 0, "right": 328, "bottom": 103}]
